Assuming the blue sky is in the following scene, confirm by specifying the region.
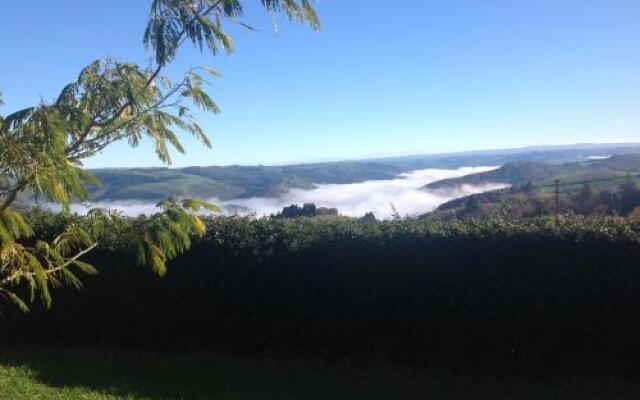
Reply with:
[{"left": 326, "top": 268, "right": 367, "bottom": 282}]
[{"left": 1, "top": 0, "right": 639, "bottom": 168}]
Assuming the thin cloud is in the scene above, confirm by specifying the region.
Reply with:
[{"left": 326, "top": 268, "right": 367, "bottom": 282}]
[{"left": 541, "top": 48, "right": 586, "bottom": 65}]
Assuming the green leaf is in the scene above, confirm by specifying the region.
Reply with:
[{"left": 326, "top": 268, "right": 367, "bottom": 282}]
[{"left": 201, "top": 65, "right": 222, "bottom": 78}]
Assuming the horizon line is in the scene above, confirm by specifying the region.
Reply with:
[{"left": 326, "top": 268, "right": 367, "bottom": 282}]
[{"left": 87, "top": 140, "right": 640, "bottom": 170}]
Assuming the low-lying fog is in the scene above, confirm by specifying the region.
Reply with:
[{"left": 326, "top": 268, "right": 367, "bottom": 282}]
[{"left": 67, "top": 166, "right": 509, "bottom": 219}]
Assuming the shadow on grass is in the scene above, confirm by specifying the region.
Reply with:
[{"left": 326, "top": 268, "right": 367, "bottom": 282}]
[{"left": 2, "top": 346, "right": 640, "bottom": 400}]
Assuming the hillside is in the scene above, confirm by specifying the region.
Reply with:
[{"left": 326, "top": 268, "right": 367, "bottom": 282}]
[
  {"left": 90, "top": 162, "right": 404, "bottom": 201},
  {"left": 424, "top": 162, "right": 568, "bottom": 189},
  {"left": 425, "top": 153, "right": 640, "bottom": 191},
  {"left": 430, "top": 154, "right": 640, "bottom": 215},
  {"left": 374, "top": 142, "right": 640, "bottom": 170},
  {"left": 88, "top": 143, "right": 640, "bottom": 202}
]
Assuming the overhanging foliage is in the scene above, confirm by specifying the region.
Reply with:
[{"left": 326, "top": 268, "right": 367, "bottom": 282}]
[{"left": 0, "top": 0, "right": 319, "bottom": 310}]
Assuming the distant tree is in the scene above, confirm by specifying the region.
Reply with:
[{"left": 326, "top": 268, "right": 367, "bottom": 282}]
[
  {"left": 301, "top": 203, "right": 317, "bottom": 217},
  {"left": 596, "top": 190, "right": 616, "bottom": 214},
  {"left": 361, "top": 212, "right": 377, "bottom": 223},
  {"left": 279, "top": 204, "right": 303, "bottom": 218},
  {"left": 573, "top": 183, "right": 596, "bottom": 214},
  {"left": 316, "top": 207, "right": 338, "bottom": 216},
  {"left": 577, "top": 183, "right": 596, "bottom": 203},
  {"left": 617, "top": 179, "right": 640, "bottom": 215},
  {"left": 520, "top": 181, "right": 536, "bottom": 193},
  {"left": 0, "top": 0, "right": 319, "bottom": 311},
  {"left": 277, "top": 203, "right": 336, "bottom": 218},
  {"left": 464, "top": 195, "right": 481, "bottom": 214}
]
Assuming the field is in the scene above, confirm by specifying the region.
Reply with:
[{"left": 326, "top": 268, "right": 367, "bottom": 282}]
[{"left": 2, "top": 347, "right": 640, "bottom": 400}]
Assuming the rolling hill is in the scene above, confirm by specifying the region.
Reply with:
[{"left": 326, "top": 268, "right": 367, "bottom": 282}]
[
  {"left": 425, "top": 153, "right": 640, "bottom": 191},
  {"left": 430, "top": 153, "right": 640, "bottom": 214},
  {"left": 87, "top": 143, "right": 640, "bottom": 202}
]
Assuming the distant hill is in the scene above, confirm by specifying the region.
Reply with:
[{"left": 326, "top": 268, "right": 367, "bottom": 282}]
[
  {"left": 90, "top": 162, "right": 404, "bottom": 201},
  {"left": 367, "top": 142, "right": 640, "bottom": 170},
  {"left": 88, "top": 143, "right": 640, "bottom": 202},
  {"left": 431, "top": 153, "right": 640, "bottom": 215},
  {"left": 424, "top": 162, "right": 567, "bottom": 190},
  {"left": 425, "top": 153, "right": 640, "bottom": 191}
]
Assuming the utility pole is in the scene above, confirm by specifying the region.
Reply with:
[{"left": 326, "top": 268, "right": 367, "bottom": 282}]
[{"left": 554, "top": 179, "right": 560, "bottom": 216}]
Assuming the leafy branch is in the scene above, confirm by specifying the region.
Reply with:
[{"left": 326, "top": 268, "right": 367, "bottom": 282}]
[{"left": 0, "top": 0, "right": 319, "bottom": 311}]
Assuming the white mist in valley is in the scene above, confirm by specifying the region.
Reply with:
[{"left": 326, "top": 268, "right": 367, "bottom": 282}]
[
  {"left": 228, "top": 166, "right": 507, "bottom": 219},
  {"left": 63, "top": 166, "right": 509, "bottom": 219}
]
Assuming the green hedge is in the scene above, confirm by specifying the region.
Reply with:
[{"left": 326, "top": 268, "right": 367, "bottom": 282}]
[{"left": 2, "top": 215, "right": 640, "bottom": 372}]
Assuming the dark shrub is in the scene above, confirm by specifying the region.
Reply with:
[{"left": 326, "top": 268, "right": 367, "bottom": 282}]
[{"left": 2, "top": 214, "right": 640, "bottom": 373}]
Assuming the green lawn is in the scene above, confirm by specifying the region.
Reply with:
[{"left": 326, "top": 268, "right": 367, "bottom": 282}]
[{"left": 1, "top": 347, "right": 640, "bottom": 400}]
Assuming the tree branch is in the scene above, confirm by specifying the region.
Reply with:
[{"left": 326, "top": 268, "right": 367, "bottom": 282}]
[
  {"left": 65, "top": 1, "right": 223, "bottom": 158},
  {"left": 0, "top": 242, "right": 99, "bottom": 286},
  {"left": 0, "top": 179, "right": 28, "bottom": 211}
]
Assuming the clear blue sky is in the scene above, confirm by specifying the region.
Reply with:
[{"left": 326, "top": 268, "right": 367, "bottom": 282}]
[{"left": 1, "top": 0, "right": 639, "bottom": 168}]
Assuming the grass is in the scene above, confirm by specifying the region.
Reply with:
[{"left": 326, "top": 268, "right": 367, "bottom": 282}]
[
  {"left": 537, "top": 171, "right": 640, "bottom": 194},
  {"left": 1, "top": 347, "right": 640, "bottom": 400}
]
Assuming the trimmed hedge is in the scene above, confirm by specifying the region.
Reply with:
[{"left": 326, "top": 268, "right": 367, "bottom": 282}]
[{"left": 2, "top": 215, "right": 640, "bottom": 372}]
